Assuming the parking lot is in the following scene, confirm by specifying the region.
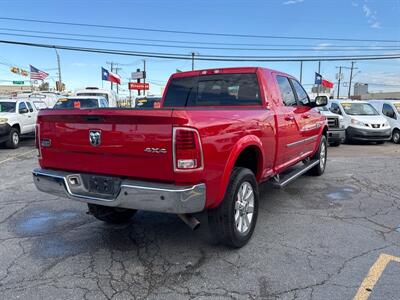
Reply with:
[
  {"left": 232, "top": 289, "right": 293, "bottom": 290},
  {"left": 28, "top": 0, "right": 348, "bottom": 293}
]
[{"left": 0, "top": 139, "right": 399, "bottom": 300}]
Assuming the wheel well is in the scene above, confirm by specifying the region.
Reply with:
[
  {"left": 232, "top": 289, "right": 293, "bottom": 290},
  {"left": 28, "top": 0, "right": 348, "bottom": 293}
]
[
  {"left": 234, "top": 146, "right": 260, "bottom": 177},
  {"left": 12, "top": 124, "right": 20, "bottom": 133},
  {"left": 323, "top": 126, "right": 328, "bottom": 138}
]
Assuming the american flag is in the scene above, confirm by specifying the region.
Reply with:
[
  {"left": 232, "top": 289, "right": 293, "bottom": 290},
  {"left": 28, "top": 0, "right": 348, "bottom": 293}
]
[{"left": 30, "top": 65, "right": 49, "bottom": 81}]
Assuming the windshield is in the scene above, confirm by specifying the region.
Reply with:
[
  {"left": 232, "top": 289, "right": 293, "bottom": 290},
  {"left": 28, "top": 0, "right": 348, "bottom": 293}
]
[
  {"left": 76, "top": 93, "right": 109, "bottom": 100},
  {"left": 394, "top": 103, "right": 400, "bottom": 114},
  {"left": 0, "top": 102, "right": 16, "bottom": 113},
  {"left": 340, "top": 102, "right": 379, "bottom": 116},
  {"left": 54, "top": 98, "right": 99, "bottom": 109}
]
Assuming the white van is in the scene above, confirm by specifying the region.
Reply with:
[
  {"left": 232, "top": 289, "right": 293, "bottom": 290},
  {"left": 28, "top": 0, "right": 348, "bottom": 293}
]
[
  {"left": 327, "top": 99, "right": 391, "bottom": 143},
  {"left": 74, "top": 87, "right": 117, "bottom": 107},
  {"left": 369, "top": 100, "right": 400, "bottom": 144}
]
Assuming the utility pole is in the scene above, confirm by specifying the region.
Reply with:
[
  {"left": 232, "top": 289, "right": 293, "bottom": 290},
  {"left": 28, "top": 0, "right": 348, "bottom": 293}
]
[
  {"left": 143, "top": 59, "right": 146, "bottom": 97},
  {"left": 336, "top": 64, "right": 358, "bottom": 99},
  {"left": 106, "top": 61, "right": 119, "bottom": 91},
  {"left": 114, "top": 67, "right": 122, "bottom": 94},
  {"left": 317, "top": 61, "right": 321, "bottom": 96},
  {"left": 191, "top": 52, "right": 195, "bottom": 71},
  {"left": 336, "top": 66, "right": 342, "bottom": 99},
  {"left": 299, "top": 61, "right": 303, "bottom": 84},
  {"left": 136, "top": 68, "right": 141, "bottom": 96},
  {"left": 348, "top": 61, "right": 357, "bottom": 98},
  {"left": 54, "top": 48, "right": 62, "bottom": 91}
]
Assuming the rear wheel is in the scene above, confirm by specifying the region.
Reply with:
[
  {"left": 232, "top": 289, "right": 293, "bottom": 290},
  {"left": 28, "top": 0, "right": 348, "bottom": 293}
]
[
  {"left": 208, "top": 167, "right": 259, "bottom": 248},
  {"left": 6, "top": 128, "right": 20, "bottom": 149},
  {"left": 88, "top": 204, "right": 137, "bottom": 224},
  {"left": 392, "top": 129, "right": 400, "bottom": 144},
  {"left": 308, "top": 135, "right": 327, "bottom": 176}
]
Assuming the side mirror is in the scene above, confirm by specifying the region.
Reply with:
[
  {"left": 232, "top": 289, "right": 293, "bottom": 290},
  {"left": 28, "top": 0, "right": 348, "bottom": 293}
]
[
  {"left": 19, "top": 108, "right": 29, "bottom": 114},
  {"left": 310, "top": 96, "right": 328, "bottom": 107}
]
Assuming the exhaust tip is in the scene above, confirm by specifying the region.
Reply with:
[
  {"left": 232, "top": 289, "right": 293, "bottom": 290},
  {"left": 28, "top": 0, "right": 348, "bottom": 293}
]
[{"left": 178, "top": 214, "right": 200, "bottom": 231}]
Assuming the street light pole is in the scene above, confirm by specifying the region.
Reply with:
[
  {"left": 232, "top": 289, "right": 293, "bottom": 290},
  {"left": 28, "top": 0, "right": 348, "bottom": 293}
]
[{"left": 54, "top": 48, "right": 62, "bottom": 91}]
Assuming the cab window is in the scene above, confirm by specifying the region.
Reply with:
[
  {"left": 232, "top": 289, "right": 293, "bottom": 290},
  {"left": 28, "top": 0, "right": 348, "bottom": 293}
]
[
  {"left": 382, "top": 103, "right": 397, "bottom": 119},
  {"left": 290, "top": 79, "right": 310, "bottom": 106},
  {"left": 26, "top": 101, "right": 34, "bottom": 112},
  {"left": 276, "top": 76, "right": 296, "bottom": 106},
  {"left": 18, "top": 102, "right": 28, "bottom": 113},
  {"left": 330, "top": 103, "right": 342, "bottom": 115}
]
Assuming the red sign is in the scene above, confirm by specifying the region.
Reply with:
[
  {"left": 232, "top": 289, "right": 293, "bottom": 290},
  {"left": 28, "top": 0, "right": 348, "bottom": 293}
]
[{"left": 129, "top": 82, "right": 149, "bottom": 90}]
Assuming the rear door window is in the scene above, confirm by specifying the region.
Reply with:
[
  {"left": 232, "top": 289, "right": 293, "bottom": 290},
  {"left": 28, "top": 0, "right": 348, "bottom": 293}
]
[
  {"left": 276, "top": 76, "right": 297, "bottom": 106},
  {"left": 163, "top": 73, "right": 262, "bottom": 107}
]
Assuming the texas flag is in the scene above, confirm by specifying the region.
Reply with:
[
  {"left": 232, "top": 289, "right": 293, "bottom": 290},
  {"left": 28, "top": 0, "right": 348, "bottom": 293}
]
[
  {"left": 101, "top": 67, "right": 121, "bottom": 84},
  {"left": 315, "top": 72, "right": 334, "bottom": 88}
]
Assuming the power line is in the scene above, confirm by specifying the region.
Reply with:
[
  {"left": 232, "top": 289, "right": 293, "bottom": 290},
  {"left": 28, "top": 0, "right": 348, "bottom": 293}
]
[
  {"left": 1, "top": 16, "right": 400, "bottom": 43},
  {"left": 1, "top": 39, "right": 400, "bottom": 62},
  {"left": 0, "top": 27, "right": 399, "bottom": 48},
  {"left": 1, "top": 31, "right": 399, "bottom": 52}
]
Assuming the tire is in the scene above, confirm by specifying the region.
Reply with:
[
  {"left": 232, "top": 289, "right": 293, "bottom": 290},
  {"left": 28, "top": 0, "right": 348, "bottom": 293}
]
[
  {"left": 329, "top": 141, "right": 341, "bottom": 147},
  {"left": 88, "top": 204, "right": 137, "bottom": 224},
  {"left": 6, "top": 128, "right": 20, "bottom": 149},
  {"left": 392, "top": 129, "right": 400, "bottom": 144},
  {"left": 208, "top": 167, "right": 259, "bottom": 248},
  {"left": 308, "top": 135, "right": 327, "bottom": 176}
]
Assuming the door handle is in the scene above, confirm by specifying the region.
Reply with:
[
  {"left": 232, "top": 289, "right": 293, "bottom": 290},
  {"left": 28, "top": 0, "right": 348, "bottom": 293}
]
[
  {"left": 284, "top": 115, "right": 295, "bottom": 121},
  {"left": 28, "top": 116, "right": 32, "bottom": 118},
  {"left": 302, "top": 114, "right": 311, "bottom": 119}
]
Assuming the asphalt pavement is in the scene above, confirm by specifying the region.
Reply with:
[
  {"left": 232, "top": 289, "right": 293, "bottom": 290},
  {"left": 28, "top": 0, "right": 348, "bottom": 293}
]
[{"left": 0, "top": 139, "right": 399, "bottom": 300}]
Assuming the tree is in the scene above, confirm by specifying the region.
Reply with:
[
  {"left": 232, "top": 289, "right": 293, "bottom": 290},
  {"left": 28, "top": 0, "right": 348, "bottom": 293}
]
[{"left": 38, "top": 82, "right": 49, "bottom": 91}]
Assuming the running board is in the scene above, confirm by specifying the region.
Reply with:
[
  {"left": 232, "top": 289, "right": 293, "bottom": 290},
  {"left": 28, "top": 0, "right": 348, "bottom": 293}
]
[{"left": 272, "top": 159, "right": 320, "bottom": 189}]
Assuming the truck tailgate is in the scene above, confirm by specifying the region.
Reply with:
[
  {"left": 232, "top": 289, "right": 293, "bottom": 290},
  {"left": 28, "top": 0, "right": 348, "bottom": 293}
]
[{"left": 37, "top": 109, "right": 174, "bottom": 182}]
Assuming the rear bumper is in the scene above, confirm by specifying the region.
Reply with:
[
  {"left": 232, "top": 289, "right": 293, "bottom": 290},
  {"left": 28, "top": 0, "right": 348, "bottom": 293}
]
[
  {"left": 327, "top": 128, "right": 345, "bottom": 144},
  {"left": 0, "top": 124, "right": 11, "bottom": 143},
  {"left": 346, "top": 126, "right": 391, "bottom": 141},
  {"left": 32, "top": 168, "right": 206, "bottom": 214}
]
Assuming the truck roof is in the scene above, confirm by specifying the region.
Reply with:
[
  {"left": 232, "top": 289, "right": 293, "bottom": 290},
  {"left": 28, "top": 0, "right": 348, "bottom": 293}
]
[{"left": 170, "top": 67, "right": 292, "bottom": 79}]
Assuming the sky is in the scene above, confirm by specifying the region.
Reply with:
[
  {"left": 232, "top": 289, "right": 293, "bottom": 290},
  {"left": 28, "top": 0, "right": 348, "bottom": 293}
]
[{"left": 0, "top": 0, "right": 399, "bottom": 97}]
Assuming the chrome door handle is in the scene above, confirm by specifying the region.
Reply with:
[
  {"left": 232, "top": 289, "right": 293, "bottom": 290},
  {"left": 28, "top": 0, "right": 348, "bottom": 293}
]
[
  {"left": 284, "top": 115, "right": 295, "bottom": 121},
  {"left": 302, "top": 114, "right": 311, "bottom": 119}
]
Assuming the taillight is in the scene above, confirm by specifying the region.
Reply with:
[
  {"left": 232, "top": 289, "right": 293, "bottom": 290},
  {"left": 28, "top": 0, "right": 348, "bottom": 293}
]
[
  {"left": 173, "top": 127, "right": 203, "bottom": 171},
  {"left": 35, "top": 124, "right": 41, "bottom": 158}
]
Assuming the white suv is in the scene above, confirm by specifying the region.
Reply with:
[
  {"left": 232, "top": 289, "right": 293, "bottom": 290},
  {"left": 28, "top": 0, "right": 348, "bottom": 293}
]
[{"left": 0, "top": 99, "right": 46, "bottom": 148}]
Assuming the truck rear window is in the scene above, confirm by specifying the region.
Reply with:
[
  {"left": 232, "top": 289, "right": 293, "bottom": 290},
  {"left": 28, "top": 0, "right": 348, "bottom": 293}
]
[
  {"left": 54, "top": 98, "right": 99, "bottom": 109},
  {"left": 163, "top": 73, "right": 262, "bottom": 107}
]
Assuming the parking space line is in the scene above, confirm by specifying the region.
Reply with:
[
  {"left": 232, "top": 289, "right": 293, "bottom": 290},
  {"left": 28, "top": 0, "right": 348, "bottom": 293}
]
[
  {"left": 0, "top": 149, "right": 36, "bottom": 165},
  {"left": 353, "top": 253, "right": 400, "bottom": 300}
]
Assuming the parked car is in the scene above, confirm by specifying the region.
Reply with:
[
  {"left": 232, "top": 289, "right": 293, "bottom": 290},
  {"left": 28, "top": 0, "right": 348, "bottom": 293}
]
[
  {"left": 369, "top": 100, "right": 400, "bottom": 144},
  {"left": 74, "top": 87, "right": 117, "bottom": 107},
  {"left": 135, "top": 96, "right": 162, "bottom": 109},
  {"left": 316, "top": 105, "right": 345, "bottom": 146},
  {"left": 328, "top": 99, "right": 391, "bottom": 143},
  {"left": 0, "top": 98, "right": 39, "bottom": 148},
  {"left": 53, "top": 96, "right": 109, "bottom": 109},
  {"left": 33, "top": 67, "right": 328, "bottom": 248}
]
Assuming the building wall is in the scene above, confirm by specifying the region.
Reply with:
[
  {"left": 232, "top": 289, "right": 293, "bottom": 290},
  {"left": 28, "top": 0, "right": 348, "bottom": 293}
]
[
  {"left": 0, "top": 85, "right": 32, "bottom": 94},
  {"left": 361, "top": 92, "right": 400, "bottom": 100}
]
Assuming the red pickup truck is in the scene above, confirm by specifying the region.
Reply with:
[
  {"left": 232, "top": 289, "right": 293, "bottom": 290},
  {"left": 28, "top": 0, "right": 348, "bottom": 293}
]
[{"left": 33, "top": 67, "right": 328, "bottom": 248}]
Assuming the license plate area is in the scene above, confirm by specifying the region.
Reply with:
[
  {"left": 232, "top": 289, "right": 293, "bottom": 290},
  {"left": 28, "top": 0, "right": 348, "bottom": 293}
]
[{"left": 88, "top": 175, "right": 119, "bottom": 196}]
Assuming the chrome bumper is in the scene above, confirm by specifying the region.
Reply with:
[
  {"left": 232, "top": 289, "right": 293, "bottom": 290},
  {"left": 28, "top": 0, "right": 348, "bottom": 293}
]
[{"left": 32, "top": 168, "right": 206, "bottom": 214}]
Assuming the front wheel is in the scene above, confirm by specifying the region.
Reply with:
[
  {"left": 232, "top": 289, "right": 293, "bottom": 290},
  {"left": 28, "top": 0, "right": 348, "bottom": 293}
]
[
  {"left": 392, "top": 129, "right": 400, "bottom": 144},
  {"left": 308, "top": 135, "right": 327, "bottom": 176},
  {"left": 208, "top": 167, "right": 259, "bottom": 248},
  {"left": 6, "top": 128, "right": 20, "bottom": 149},
  {"left": 88, "top": 204, "right": 137, "bottom": 224}
]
